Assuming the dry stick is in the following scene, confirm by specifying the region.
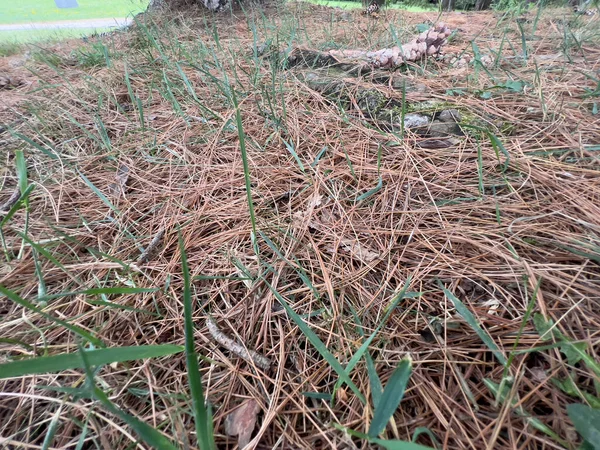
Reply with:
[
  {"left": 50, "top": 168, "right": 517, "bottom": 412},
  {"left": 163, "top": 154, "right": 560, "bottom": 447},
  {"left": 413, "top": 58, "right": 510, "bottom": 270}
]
[
  {"left": 0, "top": 187, "right": 21, "bottom": 215},
  {"left": 206, "top": 317, "right": 271, "bottom": 370},
  {"left": 328, "top": 23, "right": 453, "bottom": 69},
  {"left": 136, "top": 228, "right": 166, "bottom": 265}
]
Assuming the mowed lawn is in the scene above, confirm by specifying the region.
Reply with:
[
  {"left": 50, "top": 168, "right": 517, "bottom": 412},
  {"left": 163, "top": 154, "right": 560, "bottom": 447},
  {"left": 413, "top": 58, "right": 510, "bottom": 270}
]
[{"left": 0, "top": 0, "right": 149, "bottom": 24}]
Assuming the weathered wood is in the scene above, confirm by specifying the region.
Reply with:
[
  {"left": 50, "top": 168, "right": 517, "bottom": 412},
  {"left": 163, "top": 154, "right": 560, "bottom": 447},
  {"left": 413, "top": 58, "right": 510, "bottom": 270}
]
[{"left": 288, "top": 24, "right": 452, "bottom": 70}]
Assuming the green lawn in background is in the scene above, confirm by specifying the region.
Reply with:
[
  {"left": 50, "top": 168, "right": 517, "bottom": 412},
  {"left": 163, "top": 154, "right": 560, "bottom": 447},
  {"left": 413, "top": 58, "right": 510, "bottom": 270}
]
[
  {"left": 0, "top": 0, "right": 149, "bottom": 25},
  {"left": 0, "top": 27, "right": 112, "bottom": 44}
]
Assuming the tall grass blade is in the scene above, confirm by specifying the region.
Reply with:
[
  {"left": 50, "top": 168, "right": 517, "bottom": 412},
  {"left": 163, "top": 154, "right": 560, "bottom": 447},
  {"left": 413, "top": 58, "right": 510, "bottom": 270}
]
[
  {"left": 230, "top": 85, "right": 257, "bottom": 240},
  {"left": 15, "top": 150, "right": 28, "bottom": 196},
  {"left": 411, "top": 427, "right": 440, "bottom": 448},
  {"left": 74, "top": 416, "right": 89, "bottom": 450},
  {"left": 0, "top": 345, "right": 183, "bottom": 379},
  {"left": 484, "top": 379, "right": 567, "bottom": 446},
  {"left": 357, "top": 177, "right": 383, "bottom": 202},
  {"left": 282, "top": 139, "right": 306, "bottom": 173},
  {"left": 41, "top": 287, "right": 159, "bottom": 301},
  {"left": 179, "top": 231, "right": 215, "bottom": 450},
  {"left": 335, "top": 424, "right": 435, "bottom": 450},
  {"left": 333, "top": 279, "right": 414, "bottom": 405},
  {"left": 351, "top": 308, "right": 382, "bottom": 409},
  {"left": 262, "top": 277, "right": 365, "bottom": 403}
]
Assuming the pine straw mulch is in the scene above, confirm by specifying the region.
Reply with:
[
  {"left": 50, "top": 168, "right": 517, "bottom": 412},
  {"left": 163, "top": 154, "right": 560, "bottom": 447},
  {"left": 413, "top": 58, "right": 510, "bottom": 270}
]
[{"left": 0, "top": 3, "right": 599, "bottom": 449}]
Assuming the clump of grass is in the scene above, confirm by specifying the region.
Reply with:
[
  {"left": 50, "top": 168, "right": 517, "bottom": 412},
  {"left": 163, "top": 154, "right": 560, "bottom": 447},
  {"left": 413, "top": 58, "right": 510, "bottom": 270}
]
[{"left": 0, "top": 40, "right": 23, "bottom": 57}]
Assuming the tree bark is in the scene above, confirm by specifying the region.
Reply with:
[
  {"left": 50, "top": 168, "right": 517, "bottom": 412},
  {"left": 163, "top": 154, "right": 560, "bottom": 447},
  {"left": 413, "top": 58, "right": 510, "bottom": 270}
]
[
  {"left": 474, "top": 0, "right": 492, "bottom": 10},
  {"left": 440, "top": 0, "right": 455, "bottom": 11}
]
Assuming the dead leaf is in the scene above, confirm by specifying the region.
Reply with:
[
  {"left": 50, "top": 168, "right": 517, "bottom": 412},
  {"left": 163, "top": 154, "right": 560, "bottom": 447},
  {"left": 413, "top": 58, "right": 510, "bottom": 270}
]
[
  {"left": 224, "top": 399, "right": 261, "bottom": 449},
  {"left": 327, "top": 238, "right": 379, "bottom": 264},
  {"left": 108, "top": 164, "right": 130, "bottom": 198}
]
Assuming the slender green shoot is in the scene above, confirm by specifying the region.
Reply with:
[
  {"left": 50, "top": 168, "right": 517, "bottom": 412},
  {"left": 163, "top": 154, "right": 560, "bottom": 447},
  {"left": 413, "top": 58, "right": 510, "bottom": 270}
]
[
  {"left": 437, "top": 280, "right": 507, "bottom": 366},
  {"left": 179, "top": 231, "right": 215, "bottom": 450}
]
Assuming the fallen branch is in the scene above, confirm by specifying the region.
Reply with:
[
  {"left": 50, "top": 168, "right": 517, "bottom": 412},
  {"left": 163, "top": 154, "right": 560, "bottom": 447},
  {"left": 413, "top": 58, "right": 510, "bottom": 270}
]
[
  {"left": 288, "top": 23, "right": 452, "bottom": 70},
  {"left": 136, "top": 227, "right": 166, "bottom": 265}
]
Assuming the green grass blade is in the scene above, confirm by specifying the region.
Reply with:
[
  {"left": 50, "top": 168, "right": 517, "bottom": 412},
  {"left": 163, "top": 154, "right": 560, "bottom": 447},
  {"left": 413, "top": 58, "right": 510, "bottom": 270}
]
[
  {"left": 0, "top": 345, "right": 183, "bottom": 379},
  {"left": 40, "top": 287, "right": 159, "bottom": 301},
  {"left": 437, "top": 280, "right": 507, "bottom": 366},
  {"left": 179, "top": 231, "right": 215, "bottom": 450},
  {"left": 230, "top": 83, "right": 257, "bottom": 240},
  {"left": 77, "top": 169, "right": 119, "bottom": 214},
  {"left": 533, "top": 313, "right": 600, "bottom": 377},
  {"left": 336, "top": 280, "right": 414, "bottom": 406},
  {"left": 334, "top": 424, "right": 435, "bottom": 450},
  {"left": 311, "top": 146, "right": 328, "bottom": 167},
  {"left": 484, "top": 378, "right": 567, "bottom": 446},
  {"left": 9, "top": 131, "right": 58, "bottom": 160},
  {"left": 553, "top": 376, "right": 600, "bottom": 408},
  {"left": 41, "top": 406, "right": 62, "bottom": 450},
  {"left": 351, "top": 309, "right": 382, "bottom": 409},
  {"left": 262, "top": 278, "right": 366, "bottom": 404},
  {"left": 282, "top": 139, "right": 306, "bottom": 173},
  {"left": 15, "top": 149, "right": 28, "bottom": 196},
  {"left": 373, "top": 438, "right": 437, "bottom": 450},
  {"left": 93, "top": 385, "right": 178, "bottom": 450},
  {"left": 0, "top": 284, "right": 103, "bottom": 347},
  {"left": 368, "top": 357, "right": 413, "bottom": 438},
  {"left": 357, "top": 177, "right": 383, "bottom": 202},
  {"left": 85, "top": 299, "right": 155, "bottom": 315},
  {"left": 32, "top": 249, "right": 47, "bottom": 299},
  {"left": 567, "top": 404, "right": 600, "bottom": 449},
  {"left": 503, "top": 278, "right": 540, "bottom": 378},
  {"left": 74, "top": 416, "right": 89, "bottom": 450},
  {"left": 486, "top": 131, "right": 510, "bottom": 173},
  {"left": 411, "top": 427, "right": 440, "bottom": 448},
  {"left": 302, "top": 392, "right": 332, "bottom": 400}
]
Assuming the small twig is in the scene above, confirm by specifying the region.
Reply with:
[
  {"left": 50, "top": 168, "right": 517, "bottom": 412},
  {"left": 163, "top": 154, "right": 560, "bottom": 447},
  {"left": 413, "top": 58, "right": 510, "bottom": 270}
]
[
  {"left": 206, "top": 317, "right": 271, "bottom": 370},
  {"left": 136, "top": 228, "right": 166, "bottom": 264},
  {"left": 0, "top": 187, "right": 21, "bottom": 216}
]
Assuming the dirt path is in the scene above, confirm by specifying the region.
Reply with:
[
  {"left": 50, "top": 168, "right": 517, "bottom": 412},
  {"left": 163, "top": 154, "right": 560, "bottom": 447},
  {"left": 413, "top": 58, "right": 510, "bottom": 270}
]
[{"left": 0, "top": 17, "right": 132, "bottom": 31}]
